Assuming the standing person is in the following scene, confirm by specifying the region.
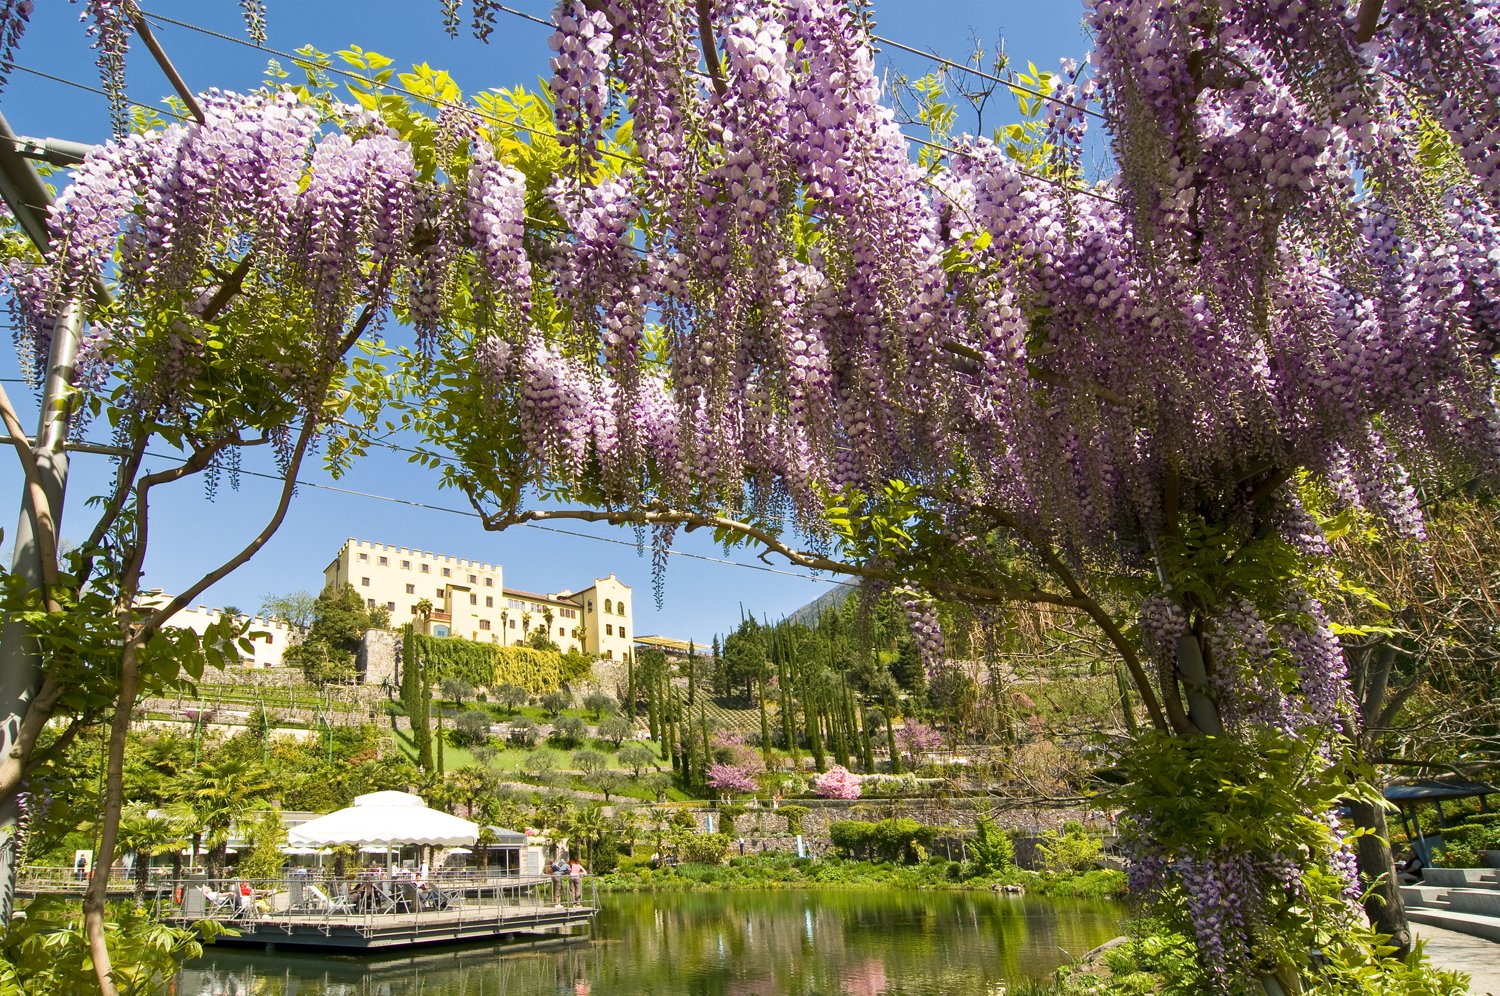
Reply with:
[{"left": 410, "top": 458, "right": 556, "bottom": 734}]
[
  {"left": 550, "top": 854, "right": 569, "bottom": 906},
  {"left": 567, "top": 857, "right": 587, "bottom": 905}
]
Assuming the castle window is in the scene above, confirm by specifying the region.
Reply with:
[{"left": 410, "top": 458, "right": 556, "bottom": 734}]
[
  {"left": 358, "top": 553, "right": 368, "bottom": 562},
  {"left": 361, "top": 577, "right": 370, "bottom": 587},
  {"left": 605, "top": 650, "right": 613, "bottom": 659},
  {"left": 469, "top": 574, "right": 477, "bottom": 584},
  {"left": 620, "top": 628, "right": 627, "bottom": 639},
  {"left": 405, "top": 584, "right": 415, "bottom": 594},
  {"left": 618, "top": 602, "right": 626, "bottom": 615},
  {"left": 378, "top": 556, "right": 388, "bottom": 566},
  {"left": 401, "top": 560, "right": 411, "bottom": 570},
  {"left": 510, "top": 620, "right": 517, "bottom": 629},
  {"left": 486, "top": 596, "right": 493, "bottom": 608},
  {"left": 604, "top": 599, "right": 613, "bottom": 613},
  {"left": 366, "top": 598, "right": 375, "bottom": 608},
  {"left": 480, "top": 620, "right": 491, "bottom": 631},
  {"left": 442, "top": 567, "right": 451, "bottom": 577},
  {"left": 484, "top": 578, "right": 493, "bottom": 587},
  {"left": 605, "top": 624, "right": 613, "bottom": 636},
  {"left": 387, "top": 601, "right": 395, "bottom": 612},
  {"left": 420, "top": 564, "right": 430, "bottom": 574},
  {"left": 470, "top": 594, "right": 477, "bottom": 605}
]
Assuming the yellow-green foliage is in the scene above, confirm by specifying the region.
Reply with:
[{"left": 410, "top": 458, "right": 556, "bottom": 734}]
[{"left": 414, "top": 634, "right": 564, "bottom": 693}]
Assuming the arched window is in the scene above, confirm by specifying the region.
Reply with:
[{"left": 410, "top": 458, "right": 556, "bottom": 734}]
[
  {"left": 604, "top": 598, "right": 613, "bottom": 613},
  {"left": 617, "top": 601, "right": 626, "bottom": 615}
]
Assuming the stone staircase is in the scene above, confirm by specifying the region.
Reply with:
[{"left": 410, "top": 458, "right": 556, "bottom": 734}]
[{"left": 1401, "top": 854, "right": 1500, "bottom": 943}]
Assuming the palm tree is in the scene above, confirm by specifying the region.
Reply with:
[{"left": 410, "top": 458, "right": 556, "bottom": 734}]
[
  {"left": 521, "top": 611, "right": 533, "bottom": 638},
  {"left": 542, "top": 607, "right": 555, "bottom": 638},
  {"left": 500, "top": 609, "right": 509, "bottom": 644},
  {"left": 116, "top": 803, "right": 192, "bottom": 901},
  {"left": 185, "top": 756, "right": 274, "bottom": 879},
  {"left": 565, "top": 804, "right": 611, "bottom": 871}
]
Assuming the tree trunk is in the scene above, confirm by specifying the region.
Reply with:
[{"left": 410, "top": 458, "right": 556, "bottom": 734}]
[
  {"left": 84, "top": 648, "right": 144, "bottom": 996},
  {"left": 1348, "top": 795, "right": 1412, "bottom": 956}
]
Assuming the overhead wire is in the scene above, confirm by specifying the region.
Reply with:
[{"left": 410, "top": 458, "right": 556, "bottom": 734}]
[
  {"left": 0, "top": 59, "right": 191, "bottom": 123},
  {"left": 869, "top": 33, "right": 1109, "bottom": 123},
  {"left": 0, "top": 422, "right": 855, "bottom": 589}
]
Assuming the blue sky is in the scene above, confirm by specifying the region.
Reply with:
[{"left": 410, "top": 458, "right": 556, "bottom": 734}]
[{"left": 0, "top": 1, "right": 1088, "bottom": 644}]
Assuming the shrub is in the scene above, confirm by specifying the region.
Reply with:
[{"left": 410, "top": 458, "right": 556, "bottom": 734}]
[
  {"left": 451, "top": 709, "right": 493, "bottom": 747},
  {"left": 813, "top": 765, "right": 862, "bottom": 800},
  {"left": 969, "top": 815, "right": 1015, "bottom": 874},
  {"left": 508, "top": 717, "right": 539, "bottom": 747},
  {"left": 828, "top": 818, "right": 938, "bottom": 863},
  {"left": 829, "top": 820, "right": 875, "bottom": 859},
  {"left": 780, "top": 804, "right": 810, "bottom": 835},
  {"left": 679, "top": 832, "right": 733, "bottom": 865},
  {"left": 1038, "top": 821, "right": 1104, "bottom": 873}
]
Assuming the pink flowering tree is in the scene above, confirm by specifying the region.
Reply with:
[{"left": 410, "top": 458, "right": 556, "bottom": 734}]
[
  {"left": 896, "top": 721, "right": 942, "bottom": 769},
  {"left": 812, "top": 765, "right": 862, "bottom": 801},
  {"left": 706, "top": 762, "right": 760, "bottom": 802}
]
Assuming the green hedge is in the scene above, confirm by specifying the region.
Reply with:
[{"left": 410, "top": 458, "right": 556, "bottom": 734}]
[
  {"left": 412, "top": 634, "right": 565, "bottom": 694},
  {"left": 828, "top": 818, "right": 939, "bottom": 864}
]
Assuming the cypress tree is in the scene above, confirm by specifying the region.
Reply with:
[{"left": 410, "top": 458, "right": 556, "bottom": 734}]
[
  {"left": 687, "top": 640, "right": 697, "bottom": 705},
  {"left": 756, "top": 672, "right": 772, "bottom": 765},
  {"left": 711, "top": 636, "right": 724, "bottom": 697},
  {"left": 885, "top": 711, "right": 901, "bottom": 775},
  {"left": 699, "top": 705, "right": 712, "bottom": 789},
  {"left": 626, "top": 651, "right": 636, "bottom": 715},
  {"left": 776, "top": 640, "right": 797, "bottom": 761},
  {"left": 806, "top": 687, "right": 826, "bottom": 772}
]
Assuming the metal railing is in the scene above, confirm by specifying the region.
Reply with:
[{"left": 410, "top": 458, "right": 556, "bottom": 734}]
[{"left": 160, "top": 871, "right": 597, "bottom": 936}]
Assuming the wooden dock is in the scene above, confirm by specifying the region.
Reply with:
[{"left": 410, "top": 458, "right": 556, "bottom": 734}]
[
  {"left": 13, "top": 868, "right": 601, "bottom": 953},
  {"left": 172, "top": 899, "right": 596, "bottom": 951}
]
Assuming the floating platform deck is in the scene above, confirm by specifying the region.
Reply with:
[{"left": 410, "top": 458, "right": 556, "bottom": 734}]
[{"left": 171, "top": 900, "right": 596, "bottom": 951}]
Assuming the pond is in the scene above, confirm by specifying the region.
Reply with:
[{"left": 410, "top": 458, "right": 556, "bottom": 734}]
[{"left": 177, "top": 889, "right": 1126, "bottom": 995}]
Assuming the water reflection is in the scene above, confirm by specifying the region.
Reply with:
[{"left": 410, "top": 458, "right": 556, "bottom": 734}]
[{"left": 179, "top": 891, "right": 1125, "bottom": 995}]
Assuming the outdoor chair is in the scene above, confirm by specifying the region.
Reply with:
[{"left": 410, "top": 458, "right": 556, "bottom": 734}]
[
  {"left": 307, "top": 884, "right": 352, "bottom": 915},
  {"left": 198, "top": 886, "right": 235, "bottom": 918}
]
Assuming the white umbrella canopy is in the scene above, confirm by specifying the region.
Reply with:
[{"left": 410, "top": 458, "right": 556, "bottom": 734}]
[{"left": 288, "top": 791, "right": 479, "bottom": 848}]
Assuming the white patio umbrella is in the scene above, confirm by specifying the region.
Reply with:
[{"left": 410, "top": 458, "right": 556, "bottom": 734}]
[{"left": 287, "top": 791, "right": 479, "bottom": 849}]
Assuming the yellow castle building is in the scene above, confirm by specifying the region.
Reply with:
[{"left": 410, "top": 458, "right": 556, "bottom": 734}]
[{"left": 323, "top": 538, "right": 635, "bottom": 661}]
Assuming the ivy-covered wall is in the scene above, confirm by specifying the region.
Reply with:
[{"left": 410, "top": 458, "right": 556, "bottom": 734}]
[{"left": 409, "top": 633, "right": 566, "bottom": 693}]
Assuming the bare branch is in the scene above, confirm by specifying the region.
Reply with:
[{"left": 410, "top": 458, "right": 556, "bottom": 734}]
[{"left": 139, "top": 420, "right": 317, "bottom": 635}]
